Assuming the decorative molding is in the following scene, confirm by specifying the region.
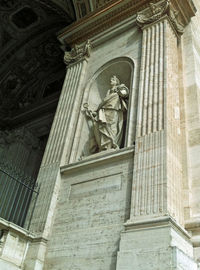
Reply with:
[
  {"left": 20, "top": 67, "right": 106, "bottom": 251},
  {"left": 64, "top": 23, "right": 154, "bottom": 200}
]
[
  {"left": 58, "top": 0, "right": 150, "bottom": 45},
  {"left": 37, "top": 0, "right": 75, "bottom": 20},
  {"left": 64, "top": 40, "right": 91, "bottom": 65},
  {"left": 61, "top": 146, "right": 134, "bottom": 174},
  {"left": 0, "top": 0, "right": 20, "bottom": 11},
  {"left": 185, "top": 218, "right": 200, "bottom": 231},
  {"left": 73, "top": 0, "right": 92, "bottom": 20},
  {"left": 137, "top": 0, "right": 169, "bottom": 26},
  {"left": 0, "top": 217, "right": 36, "bottom": 241},
  {"left": 136, "top": 0, "right": 184, "bottom": 34},
  {"left": 96, "top": 0, "right": 112, "bottom": 8},
  {"left": 51, "top": 0, "right": 76, "bottom": 20},
  {"left": 58, "top": 0, "right": 196, "bottom": 46},
  {"left": 125, "top": 216, "right": 191, "bottom": 239}
]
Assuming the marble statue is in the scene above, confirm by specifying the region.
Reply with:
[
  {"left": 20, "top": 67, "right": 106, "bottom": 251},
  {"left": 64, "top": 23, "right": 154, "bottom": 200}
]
[{"left": 84, "top": 75, "right": 129, "bottom": 153}]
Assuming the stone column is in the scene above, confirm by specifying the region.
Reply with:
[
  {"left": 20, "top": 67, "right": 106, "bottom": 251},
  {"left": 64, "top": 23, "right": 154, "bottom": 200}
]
[
  {"left": 24, "top": 41, "right": 91, "bottom": 270},
  {"left": 116, "top": 1, "right": 197, "bottom": 269}
]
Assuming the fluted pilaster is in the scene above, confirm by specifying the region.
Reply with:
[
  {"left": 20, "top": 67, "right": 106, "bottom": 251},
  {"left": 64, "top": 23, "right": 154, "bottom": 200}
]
[
  {"left": 29, "top": 54, "right": 89, "bottom": 235},
  {"left": 137, "top": 21, "right": 165, "bottom": 137},
  {"left": 130, "top": 14, "right": 183, "bottom": 225},
  {"left": 42, "top": 60, "right": 84, "bottom": 165},
  {"left": 132, "top": 130, "right": 166, "bottom": 216}
]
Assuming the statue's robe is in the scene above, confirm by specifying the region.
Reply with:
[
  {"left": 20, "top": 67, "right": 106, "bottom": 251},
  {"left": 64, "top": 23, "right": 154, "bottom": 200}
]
[{"left": 93, "top": 85, "right": 128, "bottom": 151}]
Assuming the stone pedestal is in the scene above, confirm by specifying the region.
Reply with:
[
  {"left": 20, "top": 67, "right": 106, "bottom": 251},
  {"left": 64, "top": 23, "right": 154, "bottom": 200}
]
[{"left": 116, "top": 217, "right": 197, "bottom": 270}]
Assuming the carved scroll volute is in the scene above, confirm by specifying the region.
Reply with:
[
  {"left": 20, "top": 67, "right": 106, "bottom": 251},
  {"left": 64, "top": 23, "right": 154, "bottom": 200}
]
[
  {"left": 136, "top": 0, "right": 184, "bottom": 35},
  {"left": 64, "top": 40, "right": 91, "bottom": 66}
]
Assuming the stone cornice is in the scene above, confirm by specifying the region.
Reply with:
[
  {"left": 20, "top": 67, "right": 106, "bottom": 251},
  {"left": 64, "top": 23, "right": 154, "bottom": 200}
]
[
  {"left": 0, "top": 217, "right": 35, "bottom": 241},
  {"left": 60, "top": 146, "right": 134, "bottom": 174},
  {"left": 125, "top": 216, "right": 192, "bottom": 240},
  {"left": 57, "top": 0, "right": 196, "bottom": 46}
]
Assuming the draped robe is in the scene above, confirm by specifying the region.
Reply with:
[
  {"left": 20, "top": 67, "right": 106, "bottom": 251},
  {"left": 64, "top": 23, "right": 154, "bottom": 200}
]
[{"left": 92, "top": 85, "right": 128, "bottom": 151}]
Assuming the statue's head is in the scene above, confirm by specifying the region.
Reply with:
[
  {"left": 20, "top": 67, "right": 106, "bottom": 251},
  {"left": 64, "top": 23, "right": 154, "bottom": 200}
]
[{"left": 110, "top": 75, "right": 120, "bottom": 86}]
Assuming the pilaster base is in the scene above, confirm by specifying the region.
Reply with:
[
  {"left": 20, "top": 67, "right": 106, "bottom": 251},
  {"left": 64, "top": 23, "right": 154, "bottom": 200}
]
[
  {"left": 116, "top": 216, "right": 197, "bottom": 270},
  {"left": 24, "top": 238, "right": 47, "bottom": 270}
]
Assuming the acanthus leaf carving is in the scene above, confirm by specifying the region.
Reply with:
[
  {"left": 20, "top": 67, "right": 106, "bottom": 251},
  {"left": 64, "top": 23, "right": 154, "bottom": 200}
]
[
  {"left": 136, "top": 0, "right": 184, "bottom": 34},
  {"left": 64, "top": 39, "right": 91, "bottom": 65}
]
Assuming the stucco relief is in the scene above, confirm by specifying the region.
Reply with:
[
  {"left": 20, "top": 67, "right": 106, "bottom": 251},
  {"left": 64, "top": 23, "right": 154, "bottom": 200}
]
[
  {"left": 64, "top": 40, "right": 91, "bottom": 65},
  {"left": 137, "top": 0, "right": 184, "bottom": 34},
  {"left": 84, "top": 75, "right": 129, "bottom": 153}
]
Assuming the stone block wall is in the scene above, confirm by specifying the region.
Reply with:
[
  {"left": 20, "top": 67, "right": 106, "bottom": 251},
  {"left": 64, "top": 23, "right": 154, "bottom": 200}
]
[{"left": 44, "top": 149, "right": 133, "bottom": 270}]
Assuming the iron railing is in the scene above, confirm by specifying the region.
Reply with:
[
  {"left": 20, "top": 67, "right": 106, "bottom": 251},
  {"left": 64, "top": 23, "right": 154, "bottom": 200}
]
[{"left": 0, "top": 162, "right": 39, "bottom": 229}]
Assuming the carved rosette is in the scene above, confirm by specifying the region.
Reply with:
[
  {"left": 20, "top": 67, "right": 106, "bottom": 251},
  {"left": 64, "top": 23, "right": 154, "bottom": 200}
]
[
  {"left": 64, "top": 40, "right": 91, "bottom": 66},
  {"left": 137, "top": 0, "right": 184, "bottom": 35}
]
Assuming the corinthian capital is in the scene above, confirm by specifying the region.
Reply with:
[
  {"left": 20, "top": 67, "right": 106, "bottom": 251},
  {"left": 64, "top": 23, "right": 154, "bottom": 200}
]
[
  {"left": 137, "top": 0, "right": 184, "bottom": 34},
  {"left": 64, "top": 40, "right": 91, "bottom": 65}
]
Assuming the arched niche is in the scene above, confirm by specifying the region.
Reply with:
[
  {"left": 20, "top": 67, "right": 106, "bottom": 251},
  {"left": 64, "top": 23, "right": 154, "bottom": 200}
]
[{"left": 69, "top": 57, "right": 135, "bottom": 162}]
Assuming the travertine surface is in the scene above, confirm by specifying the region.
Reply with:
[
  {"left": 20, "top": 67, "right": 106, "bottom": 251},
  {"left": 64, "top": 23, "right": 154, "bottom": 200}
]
[
  {"left": 0, "top": 218, "right": 34, "bottom": 270},
  {"left": 183, "top": 0, "right": 200, "bottom": 220},
  {"left": 9, "top": 1, "right": 198, "bottom": 270},
  {"left": 182, "top": 0, "right": 200, "bottom": 263},
  {"left": 130, "top": 18, "right": 183, "bottom": 224},
  {"left": 44, "top": 149, "right": 133, "bottom": 270},
  {"left": 116, "top": 219, "right": 197, "bottom": 270},
  {"left": 68, "top": 26, "right": 141, "bottom": 163}
]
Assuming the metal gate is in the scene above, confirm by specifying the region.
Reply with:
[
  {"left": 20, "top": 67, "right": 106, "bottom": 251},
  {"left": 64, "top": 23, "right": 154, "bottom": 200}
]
[{"left": 0, "top": 162, "right": 39, "bottom": 229}]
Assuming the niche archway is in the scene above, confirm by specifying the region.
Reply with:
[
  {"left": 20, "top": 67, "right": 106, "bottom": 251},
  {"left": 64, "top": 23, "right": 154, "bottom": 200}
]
[{"left": 70, "top": 57, "right": 135, "bottom": 162}]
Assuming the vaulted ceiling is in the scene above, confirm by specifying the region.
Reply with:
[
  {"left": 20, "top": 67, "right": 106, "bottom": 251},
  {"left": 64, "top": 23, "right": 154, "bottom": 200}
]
[
  {"left": 0, "top": 0, "right": 114, "bottom": 137},
  {"left": 0, "top": 0, "right": 75, "bottom": 133}
]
